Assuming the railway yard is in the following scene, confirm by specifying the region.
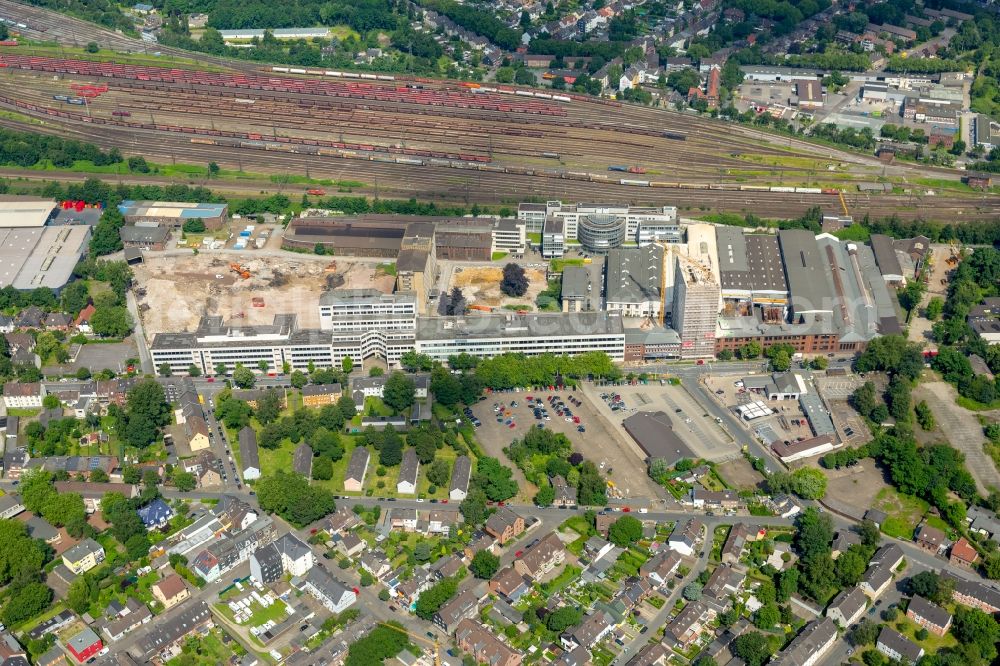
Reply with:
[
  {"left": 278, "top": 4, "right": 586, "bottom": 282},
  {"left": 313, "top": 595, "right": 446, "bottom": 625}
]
[{"left": 0, "top": 0, "right": 998, "bottom": 219}]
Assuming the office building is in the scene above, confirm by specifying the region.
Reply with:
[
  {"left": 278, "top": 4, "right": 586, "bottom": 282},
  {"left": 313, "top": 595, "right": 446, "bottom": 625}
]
[{"left": 606, "top": 245, "right": 664, "bottom": 319}]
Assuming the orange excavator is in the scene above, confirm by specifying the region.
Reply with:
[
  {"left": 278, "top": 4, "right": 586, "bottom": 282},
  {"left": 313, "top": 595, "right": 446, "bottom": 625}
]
[{"left": 230, "top": 262, "right": 251, "bottom": 279}]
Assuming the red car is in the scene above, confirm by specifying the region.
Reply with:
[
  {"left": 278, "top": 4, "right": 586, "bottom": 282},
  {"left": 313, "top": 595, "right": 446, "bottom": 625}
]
[
  {"left": 515, "top": 550, "right": 523, "bottom": 557},
  {"left": 622, "top": 507, "right": 631, "bottom": 512}
]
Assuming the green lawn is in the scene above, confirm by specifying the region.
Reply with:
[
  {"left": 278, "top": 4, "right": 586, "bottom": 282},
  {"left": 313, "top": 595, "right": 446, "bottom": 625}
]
[
  {"left": 492, "top": 252, "right": 509, "bottom": 261},
  {"left": 874, "top": 487, "right": 929, "bottom": 540},
  {"left": 894, "top": 615, "right": 957, "bottom": 654},
  {"left": 214, "top": 597, "right": 291, "bottom": 628},
  {"left": 7, "top": 408, "right": 40, "bottom": 417},
  {"left": 549, "top": 258, "right": 586, "bottom": 272}
]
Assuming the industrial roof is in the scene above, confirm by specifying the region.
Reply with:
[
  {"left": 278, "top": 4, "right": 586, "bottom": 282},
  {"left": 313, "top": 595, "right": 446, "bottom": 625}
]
[
  {"left": 118, "top": 200, "right": 227, "bottom": 219},
  {"left": 716, "top": 228, "right": 787, "bottom": 294},
  {"left": 779, "top": 229, "right": 834, "bottom": 315},
  {"left": 799, "top": 392, "right": 836, "bottom": 437},
  {"left": 605, "top": 245, "right": 662, "bottom": 305},
  {"left": 622, "top": 411, "right": 695, "bottom": 464},
  {"left": 7, "top": 225, "right": 90, "bottom": 290},
  {"left": 869, "top": 234, "right": 904, "bottom": 277},
  {"left": 0, "top": 198, "right": 56, "bottom": 228}
]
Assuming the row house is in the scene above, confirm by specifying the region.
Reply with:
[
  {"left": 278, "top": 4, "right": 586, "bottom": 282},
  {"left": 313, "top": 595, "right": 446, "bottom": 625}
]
[
  {"left": 191, "top": 515, "right": 277, "bottom": 582},
  {"left": 513, "top": 531, "right": 565, "bottom": 580},
  {"left": 905, "top": 595, "right": 952, "bottom": 636}
]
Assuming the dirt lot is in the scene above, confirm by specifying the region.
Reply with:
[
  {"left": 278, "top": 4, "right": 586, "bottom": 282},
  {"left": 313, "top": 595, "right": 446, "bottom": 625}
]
[
  {"left": 467, "top": 387, "right": 666, "bottom": 502},
  {"left": 451, "top": 265, "right": 548, "bottom": 309},
  {"left": 823, "top": 463, "right": 887, "bottom": 517},
  {"left": 915, "top": 381, "right": 1000, "bottom": 493},
  {"left": 716, "top": 457, "right": 764, "bottom": 491},
  {"left": 134, "top": 254, "right": 394, "bottom": 334}
]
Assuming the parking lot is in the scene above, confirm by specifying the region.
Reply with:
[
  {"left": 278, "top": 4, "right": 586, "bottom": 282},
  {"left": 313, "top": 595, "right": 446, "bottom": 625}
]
[
  {"left": 579, "top": 381, "right": 737, "bottom": 463},
  {"left": 468, "top": 386, "right": 666, "bottom": 501}
]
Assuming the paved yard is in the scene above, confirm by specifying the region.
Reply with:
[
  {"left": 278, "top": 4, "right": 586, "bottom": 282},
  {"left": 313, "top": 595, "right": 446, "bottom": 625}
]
[
  {"left": 916, "top": 381, "right": 1000, "bottom": 493},
  {"left": 470, "top": 386, "right": 666, "bottom": 502},
  {"left": 815, "top": 376, "right": 865, "bottom": 401}
]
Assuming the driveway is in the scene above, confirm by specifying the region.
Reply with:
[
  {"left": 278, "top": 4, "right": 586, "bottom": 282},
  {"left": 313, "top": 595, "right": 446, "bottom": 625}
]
[{"left": 916, "top": 381, "right": 1000, "bottom": 493}]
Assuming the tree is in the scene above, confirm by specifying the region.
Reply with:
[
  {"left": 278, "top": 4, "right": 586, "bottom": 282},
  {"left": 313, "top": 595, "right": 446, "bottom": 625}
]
[
  {"left": 90, "top": 305, "right": 133, "bottom": 338},
  {"left": 534, "top": 485, "right": 555, "bottom": 507},
  {"left": 342, "top": 357, "right": 353, "bottom": 374},
  {"left": 472, "top": 457, "right": 518, "bottom": 502},
  {"left": 835, "top": 546, "right": 868, "bottom": 586},
  {"left": 255, "top": 471, "right": 336, "bottom": 527},
  {"left": 953, "top": 607, "right": 1000, "bottom": 661},
  {"left": 379, "top": 437, "right": 403, "bottom": 467},
  {"left": 216, "top": 396, "right": 252, "bottom": 430},
  {"left": 255, "top": 389, "right": 282, "bottom": 425},
  {"left": 311, "top": 428, "right": 344, "bottom": 462},
  {"left": 460, "top": 489, "right": 488, "bottom": 526},
  {"left": 182, "top": 219, "right": 205, "bottom": 233},
  {"left": 426, "top": 459, "right": 450, "bottom": 486},
  {"left": 172, "top": 470, "right": 196, "bottom": 492},
  {"left": 42, "top": 394, "right": 61, "bottom": 411},
  {"left": 731, "top": 632, "right": 771, "bottom": 666},
  {"left": 608, "top": 515, "right": 642, "bottom": 547},
  {"left": 753, "top": 603, "right": 780, "bottom": 630},
  {"left": 500, "top": 263, "right": 529, "bottom": 297},
  {"left": 926, "top": 297, "right": 944, "bottom": 320},
  {"left": 67, "top": 575, "right": 92, "bottom": 614},
  {"left": 849, "top": 619, "right": 881, "bottom": 646},
  {"left": 290, "top": 370, "right": 307, "bottom": 388},
  {"left": 0, "top": 520, "right": 47, "bottom": 586},
  {"left": 312, "top": 456, "right": 333, "bottom": 481},
  {"left": 382, "top": 372, "right": 416, "bottom": 413},
  {"left": 683, "top": 582, "right": 703, "bottom": 600},
  {"left": 470, "top": 549, "right": 500, "bottom": 579},
  {"left": 208, "top": 162, "right": 220, "bottom": 178},
  {"left": 2, "top": 582, "right": 52, "bottom": 627},
  {"left": 232, "top": 364, "right": 256, "bottom": 389},
  {"left": 445, "top": 287, "right": 466, "bottom": 315},
  {"left": 415, "top": 577, "right": 458, "bottom": 620},
  {"left": 547, "top": 607, "right": 583, "bottom": 632},
  {"left": 858, "top": 520, "right": 880, "bottom": 548},
  {"left": 86, "top": 41, "right": 99, "bottom": 53},
  {"left": 90, "top": 468, "right": 109, "bottom": 483}
]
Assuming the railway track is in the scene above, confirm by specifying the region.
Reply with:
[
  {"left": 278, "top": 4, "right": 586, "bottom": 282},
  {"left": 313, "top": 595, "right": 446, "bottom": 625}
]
[{"left": 3, "top": 113, "right": 998, "bottom": 221}]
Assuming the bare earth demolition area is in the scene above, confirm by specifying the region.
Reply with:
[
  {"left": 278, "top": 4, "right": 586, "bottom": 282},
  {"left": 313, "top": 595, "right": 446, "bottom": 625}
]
[
  {"left": 451, "top": 266, "right": 548, "bottom": 309},
  {"left": 134, "top": 254, "right": 395, "bottom": 335}
]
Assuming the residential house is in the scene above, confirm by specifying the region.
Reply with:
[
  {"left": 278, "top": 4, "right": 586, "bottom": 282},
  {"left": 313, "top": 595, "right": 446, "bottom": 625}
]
[
  {"left": 301, "top": 383, "right": 342, "bottom": 407},
  {"left": 551, "top": 474, "right": 575, "bottom": 507},
  {"left": 703, "top": 564, "right": 746, "bottom": 611},
  {"left": 831, "top": 530, "right": 861, "bottom": 559},
  {"left": 489, "top": 566, "right": 530, "bottom": 603},
  {"left": 344, "top": 447, "right": 370, "bottom": 492},
  {"left": 359, "top": 551, "right": 391, "bottom": 580},
  {"left": 328, "top": 506, "right": 361, "bottom": 534},
  {"left": 15, "top": 307, "right": 45, "bottom": 330},
  {"left": 54, "top": 481, "right": 139, "bottom": 513},
  {"left": 906, "top": 595, "right": 952, "bottom": 636},
  {"left": 484, "top": 507, "right": 525, "bottom": 545},
  {"left": 871, "top": 544, "right": 905, "bottom": 571},
  {"left": 949, "top": 537, "right": 979, "bottom": 568},
  {"left": 338, "top": 533, "right": 364, "bottom": 557},
  {"left": 860, "top": 563, "right": 893, "bottom": 598},
  {"left": 2, "top": 449, "right": 28, "bottom": 480},
  {"left": 721, "top": 524, "right": 765, "bottom": 564},
  {"left": 427, "top": 509, "right": 458, "bottom": 535},
  {"left": 151, "top": 574, "right": 189, "bottom": 611},
  {"left": 640, "top": 550, "right": 681, "bottom": 587},
  {"left": 667, "top": 601, "right": 714, "bottom": 649},
  {"left": 560, "top": 611, "right": 614, "bottom": 652},
  {"left": 2, "top": 382, "right": 44, "bottom": 409},
  {"left": 44, "top": 313, "right": 71, "bottom": 331},
  {"left": 668, "top": 519, "right": 703, "bottom": 557},
  {"left": 583, "top": 536, "right": 614, "bottom": 563},
  {"left": 74, "top": 305, "right": 97, "bottom": 334},
  {"left": 595, "top": 513, "right": 615, "bottom": 538},
  {"left": 0, "top": 632, "right": 27, "bottom": 665},
  {"left": 865, "top": 509, "right": 888, "bottom": 528},
  {"left": 250, "top": 533, "right": 314, "bottom": 584},
  {"left": 454, "top": 619, "right": 522, "bottom": 666},
  {"left": 688, "top": 488, "right": 739, "bottom": 510},
  {"left": 62, "top": 538, "right": 105, "bottom": 575},
  {"left": 298, "top": 566, "right": 357, "bottom": 614},
  {"left": 914, "top": 524, "right": 947, "bottom": 554},
  {"left": 877, "top": 627, "right": 924, "bottom": 665},
  {"left": 449, "top": 455, "right": 472, "bottom": 501},
  {"left": 293, "top": 442, "right": 313, "bottom": 479},
  {"left": 434, "top": 589, "right": 480, "bottom": 634},
  {"left": 769, "top": 618, "right": 837, "bottom": 666},
  {"left": 135, "top": 602, "right": 214, "bottom": 661},
  {"left": 390, "top": 508, "right": 419, "bottom": 533},
  {"left": 826, "top": 586, "right": 867, "bottom": 628},
  {"left": 138, "top": 498, "right": 174, "bottom": 530},
  {"left": 101, "top": 598, "right": 152, "bottom": 642},
  {"left": 397, "top": 448, "right": 420, "bottom": 495},
  {"left": 65, "top": 627, "right": 103, "bottom": 664},
  {"left": 513, "top": 532, "right": 565, "bottom": 580},
  {"left": 239, "top": 427, "right": 261, "bottom": 481},
  {"left": 0, "top": 494, "right": 25, "bottom": 520},
  {"left": 944, "top": 573, "right": 1000, "bottom": 613}
]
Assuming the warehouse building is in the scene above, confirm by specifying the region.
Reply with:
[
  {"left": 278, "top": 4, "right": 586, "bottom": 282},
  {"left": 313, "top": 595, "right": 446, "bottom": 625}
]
[
  {"left": 779, "top": 229, "right": 834, "bottom": 318},
  {"left": 0, "top": 225, "right": 90, "bottom": 291},
  {"left": 716, "top": 226, "right": 788, "bottom": 318},
  {"left": 119, "top": 201, "right": 228, "bottom": 230},
  {"left": 120, "top": 223, "right": 170, "bottom": 251},
  {"left": 284, "top": 217, "right": 407, "bottom": 257},
  {"left": 0, "top": 198, "right": 56, "bottom": 227}
]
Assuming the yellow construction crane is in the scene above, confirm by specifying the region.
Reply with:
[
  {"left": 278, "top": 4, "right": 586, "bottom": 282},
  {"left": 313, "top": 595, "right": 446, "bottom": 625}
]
[
  {"left": 838, "top": 190, "right": 849, "bottom": 217},
  {"left": 379, "top": 622, "right": 441, "bottom": 666}
]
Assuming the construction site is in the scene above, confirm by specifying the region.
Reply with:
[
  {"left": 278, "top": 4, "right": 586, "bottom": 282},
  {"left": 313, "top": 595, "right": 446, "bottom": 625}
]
[
  {"left": 449, "top": 265, "right": 549, "bottom": 311},
  {"left": 132, "top": 253, "right": 394, "bottom": 335}
]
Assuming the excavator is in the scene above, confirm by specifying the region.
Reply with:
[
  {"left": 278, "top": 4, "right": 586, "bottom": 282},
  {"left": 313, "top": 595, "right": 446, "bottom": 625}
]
[{"left": 229, "top": 262, "right": 251, "bottom": 279}]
